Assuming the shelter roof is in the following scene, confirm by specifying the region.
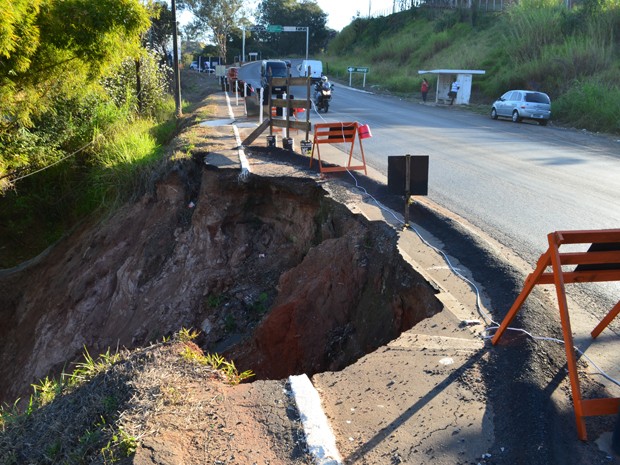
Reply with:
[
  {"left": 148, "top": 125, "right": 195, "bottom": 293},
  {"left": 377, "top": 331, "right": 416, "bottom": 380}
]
[{"left": 418, "top": 69, "right": 486, "bottom": 75}]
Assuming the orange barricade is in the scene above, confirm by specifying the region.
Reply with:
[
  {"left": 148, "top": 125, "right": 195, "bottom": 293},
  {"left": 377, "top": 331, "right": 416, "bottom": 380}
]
[
  {"left": 492, "top": 229, "right": 620, "bottom": 440},
  {"left": 309, "top": 122, "right": 367, "bottom": 175}
]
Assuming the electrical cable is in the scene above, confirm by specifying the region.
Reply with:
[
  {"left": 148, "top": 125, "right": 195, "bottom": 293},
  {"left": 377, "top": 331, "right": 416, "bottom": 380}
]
[{"left": 5, "top": 137, "right": 101, "bottom": 185}]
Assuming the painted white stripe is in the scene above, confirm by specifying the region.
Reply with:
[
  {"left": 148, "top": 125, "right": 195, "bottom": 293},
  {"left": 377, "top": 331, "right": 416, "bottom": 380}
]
[
  {"left": 289, "top": 374, "right": 343, "bottom": 465},
  {"left": 224, "top": 91, "right": 251, "bottom": 177}
]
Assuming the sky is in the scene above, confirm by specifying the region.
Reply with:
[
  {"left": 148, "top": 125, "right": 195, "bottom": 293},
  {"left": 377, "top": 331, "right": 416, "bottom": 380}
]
[
  {"left": 315, "top": 0, "right": 396, "bottom": 31},
  {"left": 175, "top": 0, "right": 398, "bottom": 33}
]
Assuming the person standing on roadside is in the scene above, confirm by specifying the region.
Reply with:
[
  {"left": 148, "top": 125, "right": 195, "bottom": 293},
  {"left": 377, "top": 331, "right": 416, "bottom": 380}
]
[
  {"left": 420, "top": 78, "right": 429, "bottom": 103},
  {"left": 449, "top": 78, "right": 460, "bottom": 105}
]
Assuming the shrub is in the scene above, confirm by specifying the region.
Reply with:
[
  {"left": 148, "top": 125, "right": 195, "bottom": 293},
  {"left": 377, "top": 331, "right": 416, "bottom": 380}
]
[
  {"left": 553, "top": 81, "right": 620, "bottom": 133},
  {"left": 102, "top": 51, "right": 173, "bottom": 120}
]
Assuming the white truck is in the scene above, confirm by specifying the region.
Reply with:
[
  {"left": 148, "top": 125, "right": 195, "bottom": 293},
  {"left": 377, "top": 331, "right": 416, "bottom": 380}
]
[{"left": 296, "top": 60, "right": 323, "bottom": 83}]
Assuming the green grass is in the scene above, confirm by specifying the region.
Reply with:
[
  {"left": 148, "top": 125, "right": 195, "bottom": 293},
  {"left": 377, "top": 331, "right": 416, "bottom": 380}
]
[
  {"left": 0, "top": 96, "right": 176, "bottom": 268},
  {"left": 553, "top": 80, "right": 620, "bottom": 133},
  {"left": 0, "top": 329, "right": 255, "bottom": 463}
]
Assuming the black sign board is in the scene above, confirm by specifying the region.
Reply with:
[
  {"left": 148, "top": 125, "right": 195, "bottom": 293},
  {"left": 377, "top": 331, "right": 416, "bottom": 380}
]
[
  {"left": 387, "top": 155, "right": 429, "bottom": 196},
  {"left": 328, "top": 124, "right": 356, "bottom": 141},
  {"left": 575, "top": 242, "right": 620, "bottom": 271}
]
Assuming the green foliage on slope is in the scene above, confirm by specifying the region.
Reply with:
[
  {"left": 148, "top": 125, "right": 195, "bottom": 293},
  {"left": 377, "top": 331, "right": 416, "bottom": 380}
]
[
  {"left": 0, "top": 0, "right": 178, "bottom": 268},
  {"left": 323, "top": 1, "right": 620, "bottom": 133}
]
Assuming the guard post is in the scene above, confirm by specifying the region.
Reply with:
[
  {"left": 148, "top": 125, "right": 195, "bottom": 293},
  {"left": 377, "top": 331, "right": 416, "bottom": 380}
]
[{"left": 387, "top": 155, "right": 429, "bottom": 228}]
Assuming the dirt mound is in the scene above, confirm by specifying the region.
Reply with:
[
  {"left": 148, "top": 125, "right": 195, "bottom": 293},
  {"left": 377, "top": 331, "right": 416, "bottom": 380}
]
[{"left": 0, "top": 337, "right": 312, "bottom": 465}]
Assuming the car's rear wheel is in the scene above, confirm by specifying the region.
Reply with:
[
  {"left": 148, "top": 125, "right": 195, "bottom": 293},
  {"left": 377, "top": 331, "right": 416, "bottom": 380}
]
[
  {"left": 512, "top": 111, "right": 521, "bottom": 123},
  {"left": 491, "top": 108, "right": 498, "bottom": 120},
  {"left": 539, "top": 119, "right": 548, "bottom": 126}
]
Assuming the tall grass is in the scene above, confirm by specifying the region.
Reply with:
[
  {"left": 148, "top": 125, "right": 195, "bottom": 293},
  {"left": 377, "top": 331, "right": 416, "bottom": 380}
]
[
  {"left": 79, "top": 118, "right": 167, "bottom": 214},
  {"left": 504, "top": 0, "right": 565, "bottom": 62},
  {"left": 553, "top": 81, "right": 620, "bottom": 133},
  {"left": 0, "top": 92, "right": 176, "bottom": 268}
]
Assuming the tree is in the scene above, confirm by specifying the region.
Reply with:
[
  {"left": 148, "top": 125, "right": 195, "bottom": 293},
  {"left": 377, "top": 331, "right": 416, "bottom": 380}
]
[
  {"left": 147, "top": 1, "right": 175, "bottom": 64},
  {"left": 0, "top": 0, "right": 151, "bottom": 131},
  {"left": 255, "top": 0, "right": 330, "bottom": 56},
  {"left": 183, "top": 0, "right": 245, "bottom": 64},
  {"left": 0, "top": 0, "right": 151, "bottom": 182}
]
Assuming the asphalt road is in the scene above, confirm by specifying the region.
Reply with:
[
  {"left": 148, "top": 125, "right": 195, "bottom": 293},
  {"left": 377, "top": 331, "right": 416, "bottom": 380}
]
[
  {"left": 313, "top": 86, "right": 619, "bottom": 261},
  {"left": 239, "top": 59, "right": 620, "bottom": 314}
]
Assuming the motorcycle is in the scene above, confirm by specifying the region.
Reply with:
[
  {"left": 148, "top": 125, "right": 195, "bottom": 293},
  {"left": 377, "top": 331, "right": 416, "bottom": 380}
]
[{"left": 314, "top": 81, "right": 333, "bottom": 113}]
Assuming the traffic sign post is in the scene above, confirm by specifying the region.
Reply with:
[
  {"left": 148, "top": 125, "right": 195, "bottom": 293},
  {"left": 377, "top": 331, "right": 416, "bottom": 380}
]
[
  {"left": 244, "top": 25, "right": 310, "bottom": 60},
  {"left": 267, "top": 25, "right": 309, "bottom": 60},
  {"left": 347, "top": 66, "right": 369, "bottom": 88}
]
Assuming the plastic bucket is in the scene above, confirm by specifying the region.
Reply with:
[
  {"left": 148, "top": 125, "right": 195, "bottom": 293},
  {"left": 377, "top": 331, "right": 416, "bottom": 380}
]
[
  {"left": 266, "top": 135, "right": 277, "bottom": 147},
  {"left": 358, "top": 124, "right": 372, "bottom": 139}
]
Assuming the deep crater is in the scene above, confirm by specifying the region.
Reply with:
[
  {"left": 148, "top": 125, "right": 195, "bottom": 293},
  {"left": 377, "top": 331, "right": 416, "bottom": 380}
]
[{"left": 0, "top": 163, "right": 442, "bottom": 403}]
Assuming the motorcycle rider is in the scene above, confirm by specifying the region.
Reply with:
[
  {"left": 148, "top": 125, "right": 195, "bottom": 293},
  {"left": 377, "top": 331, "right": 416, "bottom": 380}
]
[
  {"left": 315, "top": 75, "right": 330, "bottom": 97},
  {"left": 314, "top": 75, "right": 333, "bottom": 110}
]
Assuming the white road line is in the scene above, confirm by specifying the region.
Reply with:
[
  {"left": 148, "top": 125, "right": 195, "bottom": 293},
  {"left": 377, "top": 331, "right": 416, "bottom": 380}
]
[
  {"left": 224, "top": 91, "right": 251, "bottom": 177},
  {"left": 289, "top": 374, "right": 343, "bottom": 465}
]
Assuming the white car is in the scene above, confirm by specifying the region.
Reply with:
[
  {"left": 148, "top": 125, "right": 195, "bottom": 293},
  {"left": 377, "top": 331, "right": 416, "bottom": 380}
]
[
  {"left": 491, "top": 90, "right": 551, "bottom": 126},
  {"left": 189, "top": 61, "right": 199, "bottom": 70}
]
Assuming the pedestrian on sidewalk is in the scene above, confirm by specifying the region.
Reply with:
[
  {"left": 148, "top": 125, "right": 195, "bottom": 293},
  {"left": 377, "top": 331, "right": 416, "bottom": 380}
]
[
  {"left": 449, "top": 78, "right": 460, "bottom": 105},
  {"left": 420, "top": 78, "right": 429, "bottom": 103}
]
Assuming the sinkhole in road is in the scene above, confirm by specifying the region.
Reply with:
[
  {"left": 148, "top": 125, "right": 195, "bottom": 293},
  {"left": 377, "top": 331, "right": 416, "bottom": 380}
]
[
  {"left": 0, "top": 168, "right": 444, "bottom": 403},
  {"left": 192, "top": 171, "right": 444, "bottom": 379}
]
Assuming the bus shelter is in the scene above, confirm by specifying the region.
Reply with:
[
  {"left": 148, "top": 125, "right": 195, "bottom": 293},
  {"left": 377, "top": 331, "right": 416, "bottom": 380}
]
[{"left": 418, "top": 69, "right": 486, "bottom": 105}]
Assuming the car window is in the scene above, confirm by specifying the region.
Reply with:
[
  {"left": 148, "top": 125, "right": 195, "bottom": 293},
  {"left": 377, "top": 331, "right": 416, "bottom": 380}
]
[
  {"left": 510, "top": 92, "right": 522, "bottom": 101},
  {"left": 266, "top": 63, "right": 287, "bottom": 78},
  {"left": 525, "top": 92, "right": 550, "bottom": 104},
  {"left": 501, "top": 92, "right": 511, "bottom": 100}
]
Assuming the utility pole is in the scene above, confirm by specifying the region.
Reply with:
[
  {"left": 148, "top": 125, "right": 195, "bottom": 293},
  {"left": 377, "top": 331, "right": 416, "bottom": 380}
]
[{"left": 171, "top": 0, "right": 182, "bottom": 117}]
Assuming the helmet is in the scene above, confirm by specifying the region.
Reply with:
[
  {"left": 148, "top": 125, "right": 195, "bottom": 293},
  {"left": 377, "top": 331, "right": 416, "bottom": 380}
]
[{"left": 321, "top": 75, "right": 328, "bottom": 82}]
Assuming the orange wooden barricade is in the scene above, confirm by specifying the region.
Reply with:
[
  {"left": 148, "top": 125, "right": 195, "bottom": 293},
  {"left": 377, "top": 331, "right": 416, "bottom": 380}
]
[
  {"left": 309, "top": 122, "right": 367, "bottom": 175},
  {"left": 492, "top": 229, "right": 620, "bottom": 440}
]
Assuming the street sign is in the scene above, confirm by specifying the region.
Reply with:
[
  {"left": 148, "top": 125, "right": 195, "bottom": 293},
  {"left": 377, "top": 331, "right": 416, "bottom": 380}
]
[
  {"left": 267, "top": 25, "right": 283, "bottom": 32},
  {"left": 347, "top": 67, "right": 369, "bottom": 73},
  {"left": 250, "top": 25, "right": 265, "bottom": 32}
]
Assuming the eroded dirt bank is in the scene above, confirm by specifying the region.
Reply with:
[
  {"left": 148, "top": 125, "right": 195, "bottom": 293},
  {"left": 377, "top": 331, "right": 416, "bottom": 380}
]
[{"left": 0, "top": 159, "right": 441, "bottom": 404}]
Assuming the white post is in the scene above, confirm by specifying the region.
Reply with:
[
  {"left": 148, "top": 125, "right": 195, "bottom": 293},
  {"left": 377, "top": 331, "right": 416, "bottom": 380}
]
[
  {"left": 305, "top": 27, "right": 309, "bottom": 60},
  {"left": 282, "top": 92, "right": 287, "bottom": 119},
  {"left": 235, "top": 81, "right": 239, "bottom": 105},
  {"left": 242, "top": 27, "right": 245, "bottom": 63},
  {"left": 259, "top": 88, "right": 264, "bottom": 123},
  {"left": 363, "top": 73, "right": 366, "bottom": 88},
  {"left": 349, "top": 72, "right": 352, "bottom": 87}
]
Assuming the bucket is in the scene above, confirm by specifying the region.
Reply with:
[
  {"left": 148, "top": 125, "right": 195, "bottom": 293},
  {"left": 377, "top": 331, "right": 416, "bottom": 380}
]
[
  {"left": 358, "top": 123, "right": 372, "bottom": 139},
  {"left": 266, "top": 135, "right": 277, "bottom": 147},
  {"left": 300, "top": 140, "right": 312, "bottom": 156},
  {"left": 282, "top": 137, "right": 295, "bottom": 151}
]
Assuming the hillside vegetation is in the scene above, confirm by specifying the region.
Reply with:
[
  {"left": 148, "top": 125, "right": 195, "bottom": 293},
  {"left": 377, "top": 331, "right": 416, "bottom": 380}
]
[
  {"left": 0, "top": 0, "right": 177, "bottom": 268},
  {"left": 322, "top": 0, "right": 620, "bottom": 134}
]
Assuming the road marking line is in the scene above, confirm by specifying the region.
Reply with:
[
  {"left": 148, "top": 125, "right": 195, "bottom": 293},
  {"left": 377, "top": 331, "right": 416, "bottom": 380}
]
[
  {"left": 224, "top": 92, "right": 251, "bottom": 177},
  {"left": 289, "top": 374, "right": 343, "bottom": 465}
]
